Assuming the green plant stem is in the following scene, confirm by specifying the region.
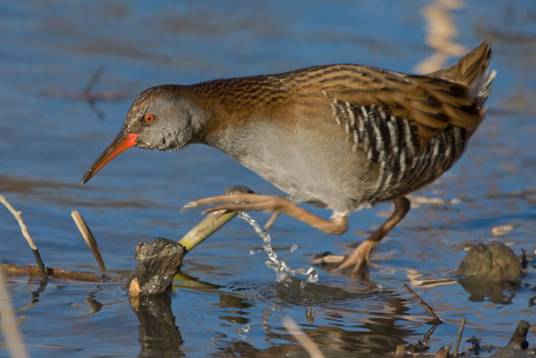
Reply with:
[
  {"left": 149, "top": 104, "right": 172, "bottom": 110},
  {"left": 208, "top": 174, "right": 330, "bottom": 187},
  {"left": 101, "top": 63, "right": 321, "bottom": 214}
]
[{"left": 178, "top": 211, "right": 238, "bottom": 251}]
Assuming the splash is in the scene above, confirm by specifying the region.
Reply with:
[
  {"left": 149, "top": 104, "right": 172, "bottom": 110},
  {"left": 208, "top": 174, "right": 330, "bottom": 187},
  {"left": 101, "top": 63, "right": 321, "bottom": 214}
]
[{"left": 238, "top": 212, "right": 319, "bottom": 284}]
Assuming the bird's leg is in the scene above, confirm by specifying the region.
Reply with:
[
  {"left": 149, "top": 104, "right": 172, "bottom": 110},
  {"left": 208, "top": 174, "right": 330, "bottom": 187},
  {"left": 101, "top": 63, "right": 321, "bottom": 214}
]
[
  {"left": 315, "top": 197, "right": 410, "bottom": 277},
  {"left": 184, "top": 194, "right": 348, "bottom": 235}
]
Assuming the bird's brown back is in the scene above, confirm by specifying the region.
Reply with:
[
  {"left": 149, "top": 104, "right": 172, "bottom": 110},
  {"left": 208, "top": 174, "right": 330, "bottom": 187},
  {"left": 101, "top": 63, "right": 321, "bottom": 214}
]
[{"left": 187, "top": 41, "right": 492, "bottom": 145}]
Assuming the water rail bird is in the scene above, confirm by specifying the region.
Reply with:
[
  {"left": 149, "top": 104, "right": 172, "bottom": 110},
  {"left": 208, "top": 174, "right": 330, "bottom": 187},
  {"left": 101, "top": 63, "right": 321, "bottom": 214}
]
[{"left": 82, "top": 42, "right": 495, "bottom": 277}]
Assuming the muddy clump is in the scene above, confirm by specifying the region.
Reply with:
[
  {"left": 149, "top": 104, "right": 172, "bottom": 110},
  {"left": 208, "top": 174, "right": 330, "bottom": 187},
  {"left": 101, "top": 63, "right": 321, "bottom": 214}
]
[{"left": 458, "top": 241, "right": 523, "bottom": 304}]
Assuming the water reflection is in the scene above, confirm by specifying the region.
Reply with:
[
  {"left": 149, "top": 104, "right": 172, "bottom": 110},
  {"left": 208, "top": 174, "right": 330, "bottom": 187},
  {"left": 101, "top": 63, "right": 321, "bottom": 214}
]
[
  {"left": 1, "top": 0, "right": 535, "bottom": 356},
  {"left": 129, "top": 273, "right": 418, "bottom": 357},
  {"left": 213, "top": 278, "right": 417, "bottom": 357},
  {"left": 414, "top": 0, "right": 466, "bottom": 74},
  {"left": 458, "top": 278, "right": 517, "bottom": 304},
  {"left": 216, "top": 290, "right": 414, "bottom": 357},
  {"left": 84, "top": 287, "right": 104, "bottom": 315},
  {"left": 131, "top": 294, "right": 183, "bottom": 358}
]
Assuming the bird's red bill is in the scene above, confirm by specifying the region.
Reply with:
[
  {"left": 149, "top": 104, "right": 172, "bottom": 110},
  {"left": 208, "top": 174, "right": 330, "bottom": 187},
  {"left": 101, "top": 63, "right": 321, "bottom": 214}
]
[{"left": 81, "top": 133, "right": 138, "bottom": 184}]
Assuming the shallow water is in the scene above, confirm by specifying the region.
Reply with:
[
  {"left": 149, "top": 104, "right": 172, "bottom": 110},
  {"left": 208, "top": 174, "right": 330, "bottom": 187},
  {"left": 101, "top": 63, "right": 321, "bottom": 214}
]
[{"left": 0, "top": 1, "right": 535, "bottom": 357}]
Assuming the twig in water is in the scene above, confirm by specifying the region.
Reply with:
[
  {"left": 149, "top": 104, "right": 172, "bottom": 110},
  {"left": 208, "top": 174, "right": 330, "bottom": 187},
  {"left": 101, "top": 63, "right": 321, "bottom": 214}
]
[
  {"left": 282, "top": 317, "right": 324, "bottom": 358},
  {"left": 454, "top": 317, "right": 466, "bottom": 355},
  {"left": 0, "top": 195, "right": 47, "bottom": 280},
  {"left": 71, "top": 210, "right": 107, "bottom": 274},
  {"left": 402, "top": 283, "right": 442, "bottom": 323},
  {"left": 422, "top": 321, "right": 440, "bottom": 346},
  {"left": 0, "top": 263, "right": 109, "bottom": 283},
  {"left": 0, "top": 265, "right": 29, "bottom": 358}
]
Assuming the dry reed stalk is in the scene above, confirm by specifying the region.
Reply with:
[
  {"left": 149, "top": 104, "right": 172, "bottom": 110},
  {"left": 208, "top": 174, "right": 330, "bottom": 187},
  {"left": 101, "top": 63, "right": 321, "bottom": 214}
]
[
  {"left": 454, "top": 317, "right": 466, "bottom": 354},
  {"left": 0, "top": 266, "right": 29, "bottom": 358},
  {"left": 70, "top": 210, "right": 107, "bottom": 273},
  {"left": 0, "top": 195, "right": 47, "bottom": 280}
]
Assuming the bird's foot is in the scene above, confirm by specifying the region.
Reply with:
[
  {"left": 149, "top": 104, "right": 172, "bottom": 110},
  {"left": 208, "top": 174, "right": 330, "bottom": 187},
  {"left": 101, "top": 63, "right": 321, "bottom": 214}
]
[
  {"left": 263, "top": 212, "right": 281, "bottom": 230},
  {"left": 313, "top": 239, "right": 377, "bottom": 279},
  {"left": 184, "top": 194, "right": 288, "bottom": 215}
]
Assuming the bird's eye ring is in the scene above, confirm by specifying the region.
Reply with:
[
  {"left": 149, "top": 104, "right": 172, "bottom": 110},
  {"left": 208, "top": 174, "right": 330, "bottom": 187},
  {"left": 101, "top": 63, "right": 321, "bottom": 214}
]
[{"left": 143, "top": 113, "right": 156, "bottom": 124}]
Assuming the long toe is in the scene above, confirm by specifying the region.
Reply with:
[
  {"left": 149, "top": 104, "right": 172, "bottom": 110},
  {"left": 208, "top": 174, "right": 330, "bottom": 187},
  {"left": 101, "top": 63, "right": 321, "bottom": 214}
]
[
  {"left": 312, "top": 252, "right": 346, "bottom": 266},
  {"left": 338, "top": 239, "right": 377, "bottom": 276}
]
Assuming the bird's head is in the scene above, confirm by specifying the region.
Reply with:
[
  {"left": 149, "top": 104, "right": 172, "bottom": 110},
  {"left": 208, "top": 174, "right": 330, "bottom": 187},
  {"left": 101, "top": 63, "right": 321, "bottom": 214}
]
[{"left": 81, "top": 85, "right": 200, "bottom": 184}]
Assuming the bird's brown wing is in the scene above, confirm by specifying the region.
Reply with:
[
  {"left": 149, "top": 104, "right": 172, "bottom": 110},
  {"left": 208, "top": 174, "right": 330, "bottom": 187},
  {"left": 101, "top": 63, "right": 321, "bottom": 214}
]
[
  {"left": 292, "top": 42, "right": 493, "bottom": 143},
  {"left": 310, "top": 69, "right": 481, "bottom": 143}
]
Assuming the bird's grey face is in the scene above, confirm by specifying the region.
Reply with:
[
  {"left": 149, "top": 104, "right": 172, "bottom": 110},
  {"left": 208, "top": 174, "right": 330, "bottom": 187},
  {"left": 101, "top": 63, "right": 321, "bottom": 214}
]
[
  {"left": 81, "top": 86, "right": 193, "bottom": 184},
  {"left": 125, "top": 88, "right": 193, "bottom": 151}
]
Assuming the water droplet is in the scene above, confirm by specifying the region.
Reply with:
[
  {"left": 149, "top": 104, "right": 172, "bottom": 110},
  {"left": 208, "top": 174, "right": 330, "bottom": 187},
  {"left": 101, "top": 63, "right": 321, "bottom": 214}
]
[
  {"left": 238, "top": 324, "right": 251, "bottom": 338},
  {"left": 237, "top": 212, "right": 319, "bottom": 284}
]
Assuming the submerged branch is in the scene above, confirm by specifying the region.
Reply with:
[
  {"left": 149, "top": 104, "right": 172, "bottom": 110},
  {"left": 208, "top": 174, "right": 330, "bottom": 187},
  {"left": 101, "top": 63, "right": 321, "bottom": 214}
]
[{"left": 1, "top": 263, "right": 108, "bottom": 283}]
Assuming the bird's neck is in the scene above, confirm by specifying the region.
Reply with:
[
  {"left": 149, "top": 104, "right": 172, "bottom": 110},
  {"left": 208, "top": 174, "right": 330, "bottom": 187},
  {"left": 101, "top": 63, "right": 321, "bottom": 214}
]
[{"left": 182, "top": 77, "right": 290, "bottom": 149}]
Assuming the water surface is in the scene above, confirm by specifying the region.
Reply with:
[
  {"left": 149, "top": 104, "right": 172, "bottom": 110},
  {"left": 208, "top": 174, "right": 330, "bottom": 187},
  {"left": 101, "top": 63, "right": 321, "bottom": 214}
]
[{"left": 0, "top": 1, "right": 535, "bottom": 356}]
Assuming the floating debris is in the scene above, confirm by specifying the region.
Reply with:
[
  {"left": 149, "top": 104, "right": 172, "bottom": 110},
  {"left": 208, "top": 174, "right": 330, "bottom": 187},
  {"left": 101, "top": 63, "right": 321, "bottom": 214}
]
[
  {"left": 492, "top": 224, "right": 514, "bottom": 237},
  {"left": 406, "top": 269, "right": 456, "bottom": 288}
]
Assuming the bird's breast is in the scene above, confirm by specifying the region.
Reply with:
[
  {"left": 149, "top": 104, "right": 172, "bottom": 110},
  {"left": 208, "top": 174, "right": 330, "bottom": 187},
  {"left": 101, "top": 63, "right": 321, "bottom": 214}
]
[{"left": 206, "top": 112, "right": 378, "bottom": 212}]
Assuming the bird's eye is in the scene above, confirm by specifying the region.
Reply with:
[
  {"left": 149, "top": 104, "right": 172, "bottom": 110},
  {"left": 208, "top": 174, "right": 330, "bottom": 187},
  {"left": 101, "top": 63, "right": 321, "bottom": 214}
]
[{"left": 143, "top": 113, "right": 156, "bottom": 124}]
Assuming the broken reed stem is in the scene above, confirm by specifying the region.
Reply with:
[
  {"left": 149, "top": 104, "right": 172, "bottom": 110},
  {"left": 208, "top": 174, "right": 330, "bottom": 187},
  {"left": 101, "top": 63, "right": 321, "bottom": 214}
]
[
  {"left": 0, "top": 195, "right": 47, "bottom": 280},
  {"left": 402, "top": 283, "right": 442, "bottom": 323},
  {"left": 71, "top": 210, "right": 107, "bottom": 273},
  {"left": 454, "top": 317, "right": 466, "bottom": 355},
  {"left": 508, "top": 320, "right": 530, "bottom": 350},
  {"left": 178, "top": 211, "right": 238, "bottom": 251},
  {"left": 282, "top": 317, "right": 324, "bottom": 358},
  {"left": 0, "top": 266, "right": 29, "bottom": 358},
  {"left": 179, "top": 186, "right": 255, "bottom": 251}
]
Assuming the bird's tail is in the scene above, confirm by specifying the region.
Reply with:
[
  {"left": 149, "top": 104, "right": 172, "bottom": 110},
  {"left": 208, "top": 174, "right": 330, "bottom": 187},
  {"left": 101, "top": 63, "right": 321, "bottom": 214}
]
[{"left": 430, "top": 41, "right": 496, "bottom": 108}]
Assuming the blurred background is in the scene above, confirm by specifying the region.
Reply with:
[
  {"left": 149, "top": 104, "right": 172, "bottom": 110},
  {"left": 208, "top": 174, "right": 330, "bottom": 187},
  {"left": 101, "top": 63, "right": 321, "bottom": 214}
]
[{"left": 0, "top": 1, "right": 534, "bottom": 356}]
